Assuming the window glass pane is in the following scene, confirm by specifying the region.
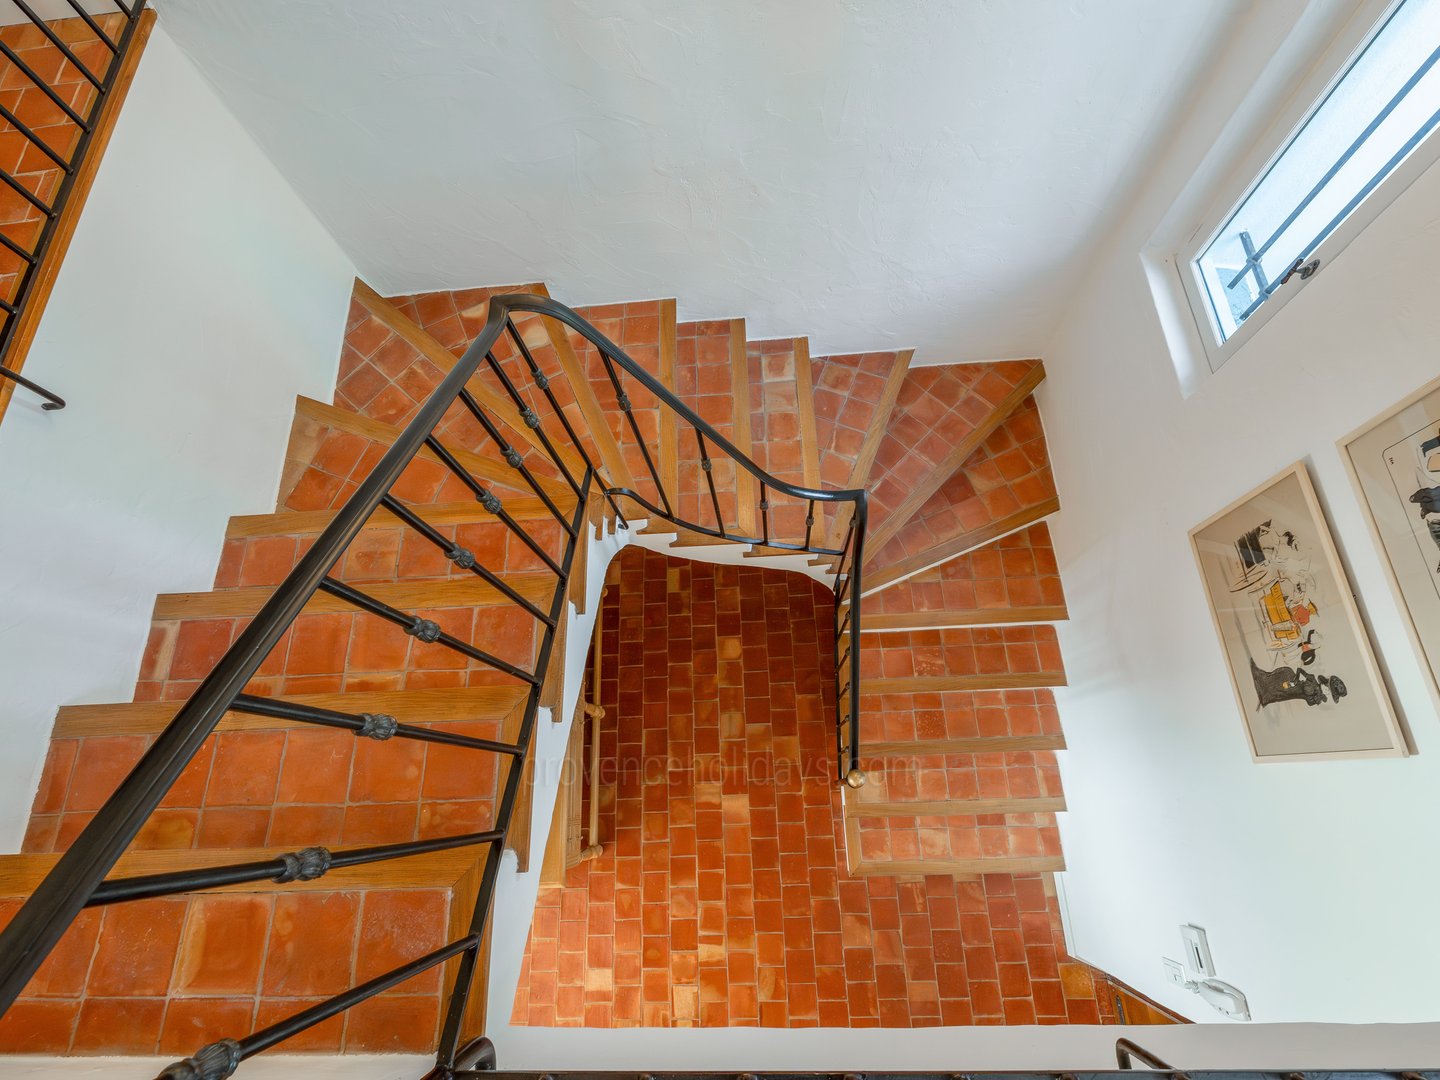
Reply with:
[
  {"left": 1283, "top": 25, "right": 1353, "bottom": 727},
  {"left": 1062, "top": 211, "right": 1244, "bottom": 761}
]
[{"left": 1194, "top": 0, "right": 1440, "bottom": 341}]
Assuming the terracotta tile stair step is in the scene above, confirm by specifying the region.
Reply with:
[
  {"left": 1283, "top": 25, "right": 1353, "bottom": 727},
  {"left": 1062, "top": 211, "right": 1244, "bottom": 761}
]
[
  {"left": 846, "top": 853, "right": 1066, "bottom": 878},
  {"left": 863, "top": 360, "right": 1045, "bottom": 556},
  {"left": 863, "top": 734, "right": 1066, "bottom": 755},
  {"left": 861, "top": 520, "right": 1067, "bottom": 619},
  {"left": 845, "top": 795, "right": 1066, "bottom": 817},
  {"left": 865, "top": 399, "right": 1058, "bottom": 585},
  {"left": 226, "top": 496, "right": 573, "bottom": 542},
  {"left": 745, "top": 335, "right": 820, "bottom": 540},
  {"left": 675, "top": 318, "right": 751, "bottom": 532},
  {"left": 50, "top": 686, "right": 529, "bottom": 740},
  {"left": 25, "top": 695, "right": 521, "bottom": 856},
  {"left": 152, "top": 576, "right": 556, "bottom": 621},
  {"left": 565, "top": 297, "right": 677, "bottom": 514},
  {"left": 361, "top": 281, "right": 604, "bottom": 493},
  {"left": 845, "top": 805, "right": 1066, "bottom": 878},
  {"left": 809, "top": 348, "right": 913, "bottom": 547},
  {"left": 862, "top": 672, "right": 1065, "bottom": 693},
  {"left": 857, "top": 686, "right": 1066, "bottom": 745},
  {"left": 215, "top": 511, "right": 569, "bottom": 592},
  {"left": 348, "top": 280, "right": 583, "bottom": 483},
  {"left": 857, "top": 605, "right": 1066, "bottom": 631},
  {"left": 0, "top": 850, "right": 489, "bottom": 1056},
  {"left": 279, "top": 396, "right": 569, "bottom": 515}
]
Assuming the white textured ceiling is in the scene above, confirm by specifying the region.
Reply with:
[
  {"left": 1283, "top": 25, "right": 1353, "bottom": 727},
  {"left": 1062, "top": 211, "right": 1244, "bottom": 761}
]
[{"left": 154, "top": 0, "right": 1248, "bottom": 361}]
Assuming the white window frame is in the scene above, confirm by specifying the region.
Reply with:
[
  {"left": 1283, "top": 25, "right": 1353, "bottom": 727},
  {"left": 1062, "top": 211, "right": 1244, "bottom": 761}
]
[{"left": 1177, "top": 0, "right": 1440, "bottom": 374}]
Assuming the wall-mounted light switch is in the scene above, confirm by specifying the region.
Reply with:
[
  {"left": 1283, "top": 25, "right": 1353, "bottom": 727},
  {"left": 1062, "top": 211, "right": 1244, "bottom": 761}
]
[{"left": 1180, "top": 924, "right": 1216, "bottom": 976}]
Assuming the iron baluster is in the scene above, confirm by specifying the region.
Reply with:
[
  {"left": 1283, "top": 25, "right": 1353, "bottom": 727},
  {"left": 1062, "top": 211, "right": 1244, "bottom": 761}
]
[
  {"left": 230, "top": 692, "right": 525, "bottom": 756},
  {"left": 422, "top": 435, "right": 565, "bottom": 577},
  {"left": 456, "top": 387, "right": 576, "bottom": 536},
  {"left": 480, "top": 349, "right": 585, "bottom": 499},
  {"left": 695, "top": 429, "right": 726, "bottom": 538},
  {"left": 378, "top": 493, "right": 556, "bottom": 624},
  {"left": 595, "top": 348, "right": 674, "bottom": 517}
]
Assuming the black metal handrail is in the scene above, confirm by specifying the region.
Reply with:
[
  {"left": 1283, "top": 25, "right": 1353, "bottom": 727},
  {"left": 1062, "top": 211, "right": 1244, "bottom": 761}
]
[
  {"left": 0, "top": 291, "right": 866, "bottom": 1075},
  {"left": 0, "top": 0, "right": 150, "bottom": 411}
]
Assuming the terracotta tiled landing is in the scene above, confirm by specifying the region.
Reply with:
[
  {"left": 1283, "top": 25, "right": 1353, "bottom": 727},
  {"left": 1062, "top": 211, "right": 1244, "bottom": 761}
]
[
  {"left": 866, "top": 524, "right": 1065, "bottom": 621},
  {"left": 870, "top": 398, "right": 1056, "bottom": 569},
  {"left": 0, "top": 887, "right": 452, "bottom": 1054},
  {"left": 865, "top": 362, "right": 1039, "bottom": 546},
  {"left": 0, "top": 15, "right": 124, "bottom": 306},
  {"left": 508, "top": 548, "right": 1111, "bottom": 1027},
  {"left": 858, "top": 626, "right": 1064, "bottom": 683},
  {"left": 746, "top": 338, "right": 811, "bottom": 537},
  {"left": 675, "top": 319, "right": 743, "bottom": 529}
]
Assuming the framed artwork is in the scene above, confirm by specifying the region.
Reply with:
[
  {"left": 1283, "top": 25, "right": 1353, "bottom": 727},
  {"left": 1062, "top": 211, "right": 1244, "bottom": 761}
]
[
  {"left": 1189, "top": 462, "right": 1405, "bottom": 762},
  {"left": 1342, "top": 375, "right": 1440, "bottom": 702}
]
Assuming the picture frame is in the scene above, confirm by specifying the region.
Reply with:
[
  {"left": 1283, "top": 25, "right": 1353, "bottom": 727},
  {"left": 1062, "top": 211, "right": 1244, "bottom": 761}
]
[
  {"left": 1341, "top": 374, "right": 1440, "bottom": 704},
  {"left": 1189, "top": 462, "right": 1405, "bottom": 762}
]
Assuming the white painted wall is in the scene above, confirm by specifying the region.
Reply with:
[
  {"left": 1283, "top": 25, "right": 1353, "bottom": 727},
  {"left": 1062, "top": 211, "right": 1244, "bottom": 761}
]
[
  {"left": 0, "top": 25, "right": 355, "bottom": 850},
  {"left": 1039, "top": 0, "right": 1440, "bottom": 1029}
]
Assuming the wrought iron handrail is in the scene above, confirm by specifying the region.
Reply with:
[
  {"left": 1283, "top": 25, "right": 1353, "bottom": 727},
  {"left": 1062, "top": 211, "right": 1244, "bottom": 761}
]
[
  {"left": 0, "top": 291, "right": 866, "bottom": 1076},
  {"left": 0, "top": 0, "right": 151, "bottom": 411}
]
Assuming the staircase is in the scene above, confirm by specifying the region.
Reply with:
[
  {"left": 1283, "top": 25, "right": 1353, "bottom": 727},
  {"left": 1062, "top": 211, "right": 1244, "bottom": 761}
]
[{"left": 0, "top": 276, "right": 1072, "bottom": 1067}]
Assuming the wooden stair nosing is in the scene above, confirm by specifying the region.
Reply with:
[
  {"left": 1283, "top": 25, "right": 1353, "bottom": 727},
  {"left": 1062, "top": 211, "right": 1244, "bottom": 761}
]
[
  {"left": 866, "top": 360, "right": 1047, "bottom": 554},
  {"left": 154, "top": 575, "right": 555, "bottom": 621},
  {"left": 0, "top": 845, "right": 479, "bottom": 899},
  {"left": 862, "top": 496, "right": 1062, "bottom": 594},
  {"left": 826, "top": 348, "right": 914, "bottom": 549},
  {"left": 227, "top": 497, "right": 572, "bottom": 541},
  {"left": 859, "top": 604, "right": 1069, "bottom": 632},
  {"left": 729, "top": 319, "right": 758, "bottom": 535},
  {"left": 792, "top": 337, "right": 821, "bottom": 492},
  {"left": 852, "top": 854, "right": 1065, "bottom": 878},
  {"left": 862, "top": 672, "right": 1067, "bottom": 695},
  {"left": 352, "top": 280, "right": 585, "bottom": 481},
  {"left": 657, "top": 298, "right": 680, "bottom": 506},
  {"left": 295, "top": 395, "right": 568, "bottom": 501},
  {"left": 846, "top": 795, "right": 1066, "bottom": 818},
  {"left": 862, "top": 734, "right": 1067, "bottom": 756},
  {"left": 531, "top": 282, "right": 639, "bottom": 493},
  {"left": 52, "top": 687, "right": 529, "bottom": 740}
]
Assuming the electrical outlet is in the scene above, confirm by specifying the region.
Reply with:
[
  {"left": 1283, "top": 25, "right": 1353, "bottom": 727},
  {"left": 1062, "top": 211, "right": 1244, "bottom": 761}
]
[{"left": 1162, "top": 957, "right": 1188, "bottom": 986}]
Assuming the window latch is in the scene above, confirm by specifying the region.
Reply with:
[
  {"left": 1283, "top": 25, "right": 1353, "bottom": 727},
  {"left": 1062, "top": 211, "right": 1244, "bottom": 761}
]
[{"left": 1279, "top": 257, "right": 1320, "bottom": 286}]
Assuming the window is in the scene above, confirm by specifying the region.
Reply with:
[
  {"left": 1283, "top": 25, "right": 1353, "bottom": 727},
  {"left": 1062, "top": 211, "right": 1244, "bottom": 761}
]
[{"left": 1182, "top": 0, "right": 1440, "bottom": 367}]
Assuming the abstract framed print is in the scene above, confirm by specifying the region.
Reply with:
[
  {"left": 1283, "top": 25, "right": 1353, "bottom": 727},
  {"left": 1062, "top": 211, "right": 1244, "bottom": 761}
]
[{"left": 1189, "top": 462, "right": 1405, "bottom": 762}]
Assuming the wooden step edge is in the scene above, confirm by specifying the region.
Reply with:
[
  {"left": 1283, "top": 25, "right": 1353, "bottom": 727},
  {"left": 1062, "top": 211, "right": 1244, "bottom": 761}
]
[
  {"left": 866, "top": 361, "right": 1046, "bottom": 554},
  {"left": 863, "top": 671, "right": 1067, "bottom": 694},
  {"left": 153, "top": 575, "right": 555, "bottom": 620},
  {"left": 530, "top": 283, "right": 638, "bottom": 493},
  {"left": 827, "top": 348, "right": 914, "bottom": 550},
  {"left": 852, "top": 854, "right": 1065, "bottom": 878},
  {"left": 860, "top": 604, "right": 1069, "bottom": 632},
  {"left": 228, "top": 497, "right": 573, "bottom": 541},
  {"left": 863, "top": 496, "right": 1062, "bottom": 593},
  {"left": 657, "top": 299, "right": 680, "bottom": 507},
  {"left": 53, "top": 686, "right": 530, "bottom": 739},
  {"left": 729, "top": 318, "right": 758, "bottom": 535},
  {"left": 295, "top": 395, "right": 568, "bottom": 501},
  {"left": 846, "top": 795, "right": 1066, "bottom": 818},
  {"left": 741, "top": 543, "right": 822, "bottom": 560},
  {"left": 0, "top": 845, "right": 479, "bottom": 899},
  {"left": 501, "top": 696, "right": 536, "bottom": 872},
  {"left": 863, "top": 734, "right": 1067, "bottom": 756},
  {"left": 792, "top": 337, "right": 821, "bottom": 492},
  {"left": 352, "top": 280, "right": 584, "bottom": 481}
]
